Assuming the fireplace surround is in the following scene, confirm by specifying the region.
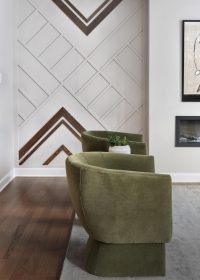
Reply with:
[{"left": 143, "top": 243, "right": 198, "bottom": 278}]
[{"left": 175, "top": 116, "right": 200, "bottom": 147}]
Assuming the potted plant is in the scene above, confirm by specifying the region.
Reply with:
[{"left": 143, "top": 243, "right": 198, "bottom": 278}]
[{"left": 108, "top": 135, "right": 131, "bottom": 154}]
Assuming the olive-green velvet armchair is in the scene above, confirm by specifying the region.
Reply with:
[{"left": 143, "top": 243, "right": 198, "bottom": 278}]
[
  {"left": 66, "top": 152, "right": 172, "bottom": 277},
  {"left": 81, "top": 130, "right": 148, "bottom": 155}
]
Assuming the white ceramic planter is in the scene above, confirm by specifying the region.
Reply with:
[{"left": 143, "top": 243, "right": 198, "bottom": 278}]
[{"left": 108, "top": 145, "right": 131, "bottom": 154}]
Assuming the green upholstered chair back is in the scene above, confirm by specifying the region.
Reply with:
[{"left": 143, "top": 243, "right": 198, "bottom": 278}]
[
  {"left": 81, "top": 130, "right": 147, "bottom": 155},
  {"left": 83, "top": 130, "right": 143, "bottom": 141},
  {"left": 66, "top": 152, "right": 172, "bottom": 244}
]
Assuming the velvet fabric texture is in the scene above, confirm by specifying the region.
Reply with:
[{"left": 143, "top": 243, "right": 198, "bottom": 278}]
[
  {"left": 85, "top": 239, "right": 165, "bottom": 277},
  {"left": 66, "top": 152, "right": 172, "bottom": 277},
  {"left": 81, "top": 130, "right": 147, "bottom": 155}
]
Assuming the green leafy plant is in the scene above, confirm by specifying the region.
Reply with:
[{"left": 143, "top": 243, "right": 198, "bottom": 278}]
[{"left": 108, "top": 135, "right": 129, "bottom": 147}]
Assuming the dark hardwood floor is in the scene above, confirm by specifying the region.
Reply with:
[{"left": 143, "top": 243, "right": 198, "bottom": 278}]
[{"left": 0, "top": 177, "right": 74, "bottom": 280}]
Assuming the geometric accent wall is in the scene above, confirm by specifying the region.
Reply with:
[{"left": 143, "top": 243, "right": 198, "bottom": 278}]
[{"left": 16, "top": 0, "right": 147, "bottom": 167}]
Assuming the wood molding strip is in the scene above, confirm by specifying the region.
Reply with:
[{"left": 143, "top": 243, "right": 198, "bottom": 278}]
[
  {"left": 43, "top": 145, "right": 71, "bottom": 165},
  {"left": 63, "top": 0, "right": 110, "bottom": 23},
  {"left": 19, "top": 120, "right": 80, "bottom": 165},
  {"left": 52, "top": 0, "right": 88, "bottom": 34},
  {"left": 86, "top": 0, "right": 122, "bottom": 35},
  {"left": 62, "top": 120, "right": 81, "bottom": 140},
  {"left": 52, "top": 0, "right": 122, "bottom": 35},
  {"left": 86, "top": 0, "right": 111, "bottom": 22},
  {"left": 19, "top": 107, "right": 85, "bottom": 160},
  {"left": 61, "top": 107, "right": 85, "bottom": 134}
]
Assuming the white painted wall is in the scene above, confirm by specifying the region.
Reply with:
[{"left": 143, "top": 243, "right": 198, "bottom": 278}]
[
  {"left": 149, "top": 0, "right": 200, "bottom": 173},
  {"left": 0, "top": 0, "right": 15, "bottom": 181}
]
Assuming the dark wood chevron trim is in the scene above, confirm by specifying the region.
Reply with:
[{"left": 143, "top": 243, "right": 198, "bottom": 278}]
[
  {"left": 43, "top": 145, "right": 71, "bottom": 165},
  {"left": 19, "top": 107, "right": 85, "bottom": 160},
  {"left": 19, "top": 120, "right": 81, "bottom": 165},
  {"left": 52, "top": 0, "right": 122, "bottom": 35},
  {"left": 63, "top": 0, "right": 109, "bottom": 23},
  {"left": 86, "top": 0, "right": 122, "bottom": 35}
]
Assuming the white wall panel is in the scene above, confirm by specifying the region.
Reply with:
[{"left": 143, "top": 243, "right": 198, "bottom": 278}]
[
  {"left": 17, "top": 115, "right": 24, "bottom": 126},
  {"left": 18, "top": 67, "right": 47, "bottom": 107},
  {"left": 18, "top": 43, "right": 60, "bottom": 94},
  {"left": 18, "top": 11, "right": 47, "bottom": 44},
  {"left": 29, "top": 0, "right": 65, "bottom": 23},
  {"left": 18, "top": 92, "right": 35, "bottom": 119},
  {"left": 27, "top": 24, "right": 59, "bottom": 57},
  {"left": 69, "top": 0, "right": 106, "bottom": 18},
  {"left": 51, "top": 48, "right": 84, "bottom": 81},
  {"left": 129, "top": 33, "right": 143, "bottom": 58},
  {"left": 116, "top": 46, "right": 143, "bottom": 85},
  {"left": 17, "top": 0, "right": 35, "bottom": 26},
  {"left": 77, "top": 75, "right": 109, "bottom": 106},
  {"left": 102, "top": 61, "right": 142, "bottom": 108},
  {"left": 88, "top": 8, "right": 142, "bottom": 68},
  {"left": 16, "top": 0, "right": 147, "bottom": 167},
  {"left": 64, "top": 62, "right": 96, "bottom": 93},
  {"left": 102, "top": 99, "right": 133, "bottom": 129},
  {"left": 88, "top": 87, "right": 122, "bottom": 119},
  {"left": 40, "top": 36, "right": 72, "bottom": 69},
  {"left": 118, "top": 109, "right": 143, "bottom": 133}
]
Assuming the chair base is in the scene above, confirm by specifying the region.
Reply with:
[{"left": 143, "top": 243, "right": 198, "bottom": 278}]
[{"left": 85, "top": 237, "right": 165, "bottom": 277}]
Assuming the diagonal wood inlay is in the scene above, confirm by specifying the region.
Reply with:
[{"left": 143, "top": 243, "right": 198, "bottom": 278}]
[
  {"left": 19, "top": 107, "right": 85, "bottom": 160},
  {"left": 43, "top": 145, "right": 71, "bottom": 165},
  {"left": 63, "top": 0, "right": 110, "bottom": 23},
  {"left": 19, "top": 119, "right": 81, "bottom": 165},
  {"left": 51, "top": 0, "right": 123, "bottom": 35}
]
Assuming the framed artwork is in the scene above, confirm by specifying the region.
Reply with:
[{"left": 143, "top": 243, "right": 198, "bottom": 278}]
[{"left": 182, "top": 20, "right": 200, "bottom": 101}]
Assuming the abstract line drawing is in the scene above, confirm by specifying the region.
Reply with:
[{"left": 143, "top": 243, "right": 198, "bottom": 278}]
[
  {"left": 194, "top": 33, "right": 200, "bottom": 76},
  {"left": 182, "top": 20, "right": 200, "bottom": 101}
]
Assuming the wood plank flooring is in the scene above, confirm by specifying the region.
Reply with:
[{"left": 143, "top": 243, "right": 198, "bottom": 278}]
[{"left": 0, "top": 177, "right": 74, "bottom": 280}]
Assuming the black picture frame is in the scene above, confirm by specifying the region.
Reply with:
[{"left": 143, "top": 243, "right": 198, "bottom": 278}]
[{"left": 182, "top": 20, "right": 200, "bottom": 101}]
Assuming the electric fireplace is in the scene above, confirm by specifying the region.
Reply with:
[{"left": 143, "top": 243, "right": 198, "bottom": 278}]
[{"left": 175, "top": 116, "right": 200, "bottom": 147}]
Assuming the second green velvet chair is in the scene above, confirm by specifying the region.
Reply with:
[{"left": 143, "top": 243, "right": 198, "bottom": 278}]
[{"left": 81, "top": 130, "right": 148, "bottom": 155}]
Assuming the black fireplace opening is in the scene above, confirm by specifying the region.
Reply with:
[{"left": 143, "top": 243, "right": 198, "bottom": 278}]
[{"left": 175, "top": 116, "right": 200, "bottom": 147}]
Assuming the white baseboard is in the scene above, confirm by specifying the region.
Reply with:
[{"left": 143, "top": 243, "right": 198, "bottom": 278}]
[
  {"left": 14, "top": 169, "right": 200, "bottom": 183},
  {"left": 171, "top": 173, "right": 200, "bottom": 183},
  {"left": 15, "top": 168, "right": 66, "bottom": 177},
  {"left": 1, "top": 169, "right": 200, "bottom": 191},
  {"left": 0, "top": 169, "right": 15, "bottom": 192}
]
